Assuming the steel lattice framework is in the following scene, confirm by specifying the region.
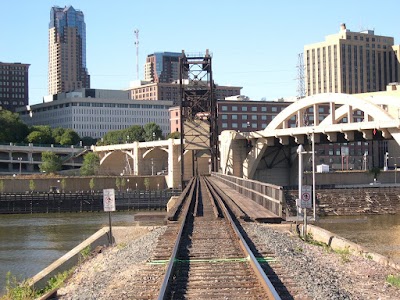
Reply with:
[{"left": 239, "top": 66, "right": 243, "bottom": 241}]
[{"left": 179, "top": 50, "right": 218, "bottom": 186}]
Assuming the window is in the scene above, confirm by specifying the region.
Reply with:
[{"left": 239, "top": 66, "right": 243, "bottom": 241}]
[
  {"left": 242, "top": 115, "right": 248, "bottom": 120},
  {"left": 222, "top": 123, "right": 228, "bottom": 128},
  {"left": 221, "top": 114, "right": 227, "bottom": 120},
  {"left": 221, "top": 106, "right": 228, "bottom": 111},
  {"left": 242, "top": 106, "right": 248, "bottom": 111},
  {"left": 251, "top": 115, "right": 257, "bottom": 120},
  {"left": 232, "top": 123, "right": 238, "bottom": 128},
  {"left": 232, "top": 106, "right": 238, "bottom": 111},
  {"left": 232, "top": 114, "right": 238, "bottom": 120},
  {"left": 251, "top": 107, "right": 257, "bottom": 112},
  {"left": 261, "top": 107, "right": 267, "bottom": 112}
]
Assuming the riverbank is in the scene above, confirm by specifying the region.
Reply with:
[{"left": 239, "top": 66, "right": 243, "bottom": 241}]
[{"left": 54, "top": 223, "right": 400, "bottom": 299}]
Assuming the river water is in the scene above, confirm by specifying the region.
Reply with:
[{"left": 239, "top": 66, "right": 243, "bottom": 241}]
[
  {"left": 0, "top": 213, "right": 399, "bottom": 295},
  {"left": 0, "top": 211, "right": 137, "bottom": 294},
  {"left": 316, "top": 214, "right": 400, "bottom": 265}
]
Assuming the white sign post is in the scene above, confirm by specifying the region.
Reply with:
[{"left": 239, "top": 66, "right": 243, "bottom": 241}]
[
  {"left": 103, "top": 189, "right": 115, "bottom": 245},
  {"left": 301, "top": 185, "right": 312, "bottom": 208}
]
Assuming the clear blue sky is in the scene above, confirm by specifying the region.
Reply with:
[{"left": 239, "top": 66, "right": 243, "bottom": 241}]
[{"left": 2, "top": 0, "right": 400, "bottom": 105}]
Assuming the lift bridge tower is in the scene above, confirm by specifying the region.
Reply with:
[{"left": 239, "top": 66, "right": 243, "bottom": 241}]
[{"left": 179, "top": 49, "right": 218, "bottom": 187}]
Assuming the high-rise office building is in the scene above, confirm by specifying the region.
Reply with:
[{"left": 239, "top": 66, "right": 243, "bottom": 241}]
[
  {"left": 144, "top": 52, "right": 183, "bottom": 83},
  {"left": 0, "top": 62, "right": 30, "bottom": 112},
  {"left": 305, "top": 23, "right": 400, "bottom": 96},
  {"left": 48, "top": 6, "right": 90, "bottom": 96}
]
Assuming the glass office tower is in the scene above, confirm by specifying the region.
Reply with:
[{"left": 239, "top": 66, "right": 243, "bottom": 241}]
[{"left": 48, "top": 6, "right": 90, "bottom": 95}]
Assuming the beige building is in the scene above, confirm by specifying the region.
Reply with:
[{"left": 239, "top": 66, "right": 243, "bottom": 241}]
[
  {"left": 128, "top": 81, "right": 242, "bottom": 104},
  {"left": 305, "top": 23, "right": 400, "bottom": 96},
  {"left": 48, "top": 6, "right": 90, "bottom": 96}
]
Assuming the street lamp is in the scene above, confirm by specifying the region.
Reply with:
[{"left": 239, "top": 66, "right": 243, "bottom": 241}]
[{"left": 18, "top": 157, "right": 22, "bottom": 175}]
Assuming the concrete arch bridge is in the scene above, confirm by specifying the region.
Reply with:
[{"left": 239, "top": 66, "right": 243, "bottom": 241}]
[
  {"left": 220, "top": 90, "right": 400, "bottom": 186},
  {"left": 92, "top": 139, "right": 211, "bottom": 188}
]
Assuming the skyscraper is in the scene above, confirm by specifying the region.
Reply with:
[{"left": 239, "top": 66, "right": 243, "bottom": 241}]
[
  {"left": 0, "top": 62, "right": 30, "bottom": 112},
  {"left": 144, "top": 52, "right": 183, "bottom": 83},
  {"left": 305, "top": 23, "right": 400, "bottom": 96},
  {"left": 48, "top": 6, "right": 90, "bottom": 96}
]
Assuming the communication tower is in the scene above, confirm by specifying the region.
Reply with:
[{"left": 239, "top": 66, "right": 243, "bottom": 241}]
[
  {"left": 297, "top": 52, "right": 306, "bottom": 99},
  {"left": 134, "top": 29, "right": 139, "bottom": 80}
]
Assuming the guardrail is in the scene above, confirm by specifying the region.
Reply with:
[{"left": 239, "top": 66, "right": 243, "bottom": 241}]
[{"left": 211, "top": 172, "right": 285, "bottom": 218}]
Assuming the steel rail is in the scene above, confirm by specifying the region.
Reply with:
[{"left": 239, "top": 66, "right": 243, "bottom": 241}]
[
  {"left": 203, "top": 176, "right": 282, "bottom": 300},
  {"left": 157, "top": 177, "right": 197, "bottom": 300}
]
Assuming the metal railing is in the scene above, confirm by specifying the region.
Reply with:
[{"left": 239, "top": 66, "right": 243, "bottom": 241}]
[
  {"left": 0, "top": 189, "right": 181, "bottom": 214},
  {"left": 211, "top": 172, "right": 285, "bottom": 217}
]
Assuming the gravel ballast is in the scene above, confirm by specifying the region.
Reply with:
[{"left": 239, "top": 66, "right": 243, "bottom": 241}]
[{"left": 57, "top": 224, "right": 400, "bottom": 299}]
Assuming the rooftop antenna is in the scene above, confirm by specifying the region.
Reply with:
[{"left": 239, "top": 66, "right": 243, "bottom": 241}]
[{"left": 134, "top": 29, "right": 139, "bottom": 80}]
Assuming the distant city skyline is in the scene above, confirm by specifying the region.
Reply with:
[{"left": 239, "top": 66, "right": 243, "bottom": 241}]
[{"left": 2, "top": 0, "right": 400, "bottom": 105}]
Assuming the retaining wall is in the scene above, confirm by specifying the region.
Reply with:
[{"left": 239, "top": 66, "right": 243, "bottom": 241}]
[{"left": 285, "top": 187, "right": 400, "bottom": 216}]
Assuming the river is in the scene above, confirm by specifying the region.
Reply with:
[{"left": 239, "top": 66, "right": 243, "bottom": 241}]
[
  {"left": 0, "top": 213, "right": 399, "bottom": 295},
  {"left": 0, "top": 211, "right": 138, "bottom": 295},
  {"left": 316, "top": 214, "right": 400, "bottom": 264}
]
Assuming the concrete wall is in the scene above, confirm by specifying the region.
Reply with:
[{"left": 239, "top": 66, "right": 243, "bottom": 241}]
[
  {"left": 285, "top": 186, "right": 400, "bottom": 216},
  {"left": 0, "top": 175, "right": 167, "bottom": 193}
]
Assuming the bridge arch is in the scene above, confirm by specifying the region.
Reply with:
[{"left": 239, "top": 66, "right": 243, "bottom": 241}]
[{"left": 243, "top": 93, "right": 400, "bottom": 180}]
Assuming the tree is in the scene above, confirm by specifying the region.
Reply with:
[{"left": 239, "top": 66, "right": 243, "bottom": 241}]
[
  {"left": 81, "top": 136, "right": 97, "bottom": 146},
  {"left": 39, "top": 151, "right": 62, "bottom": 174},
  {"left": 115, "top": 177, "right": 121, "bottom": 192},
  {"left": 27, "top": 126, "right": 54, "bottom": 144},
  {"left": 121, "top": 177, "right": 126, "bottom": 191},
  {"left": 144, "top": 178, "right": 150, "bottom": 190},
  {"left": 89, "top": 178, "right": 95, "bottom": 192},
  {"left": 80, "top": 152, "right": 100, "bottom": 176},
  {"left": 29, "top": 180, "right": 36, "bottom": 193},
  {"left": 59, "top": 129, "right": 80, "bottom": 145},
  {"left": 52, "top": 127, "right": 66, "bottom": 144},
  {"left": 0, "top": 110, "right": 29, "bottom": 143},
  {"left": 143, "top": 122, "right": 163, "bottom": 141},
  {"left": 124, "top": 125, "right": 144, "bottom": 142},
  {"left": 166, "top": 131, "right": 181, "bottom": 139},
  {"left": 60, "top": 178, "right": 67, "bottom": 192},
  {"left": 98, "top": 130, "right": 125, "bottom": 146}
]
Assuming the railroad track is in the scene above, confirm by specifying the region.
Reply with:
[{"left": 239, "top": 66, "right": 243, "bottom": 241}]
[{"left": 155, "top": 176, "right": 281, "bottom": 299}]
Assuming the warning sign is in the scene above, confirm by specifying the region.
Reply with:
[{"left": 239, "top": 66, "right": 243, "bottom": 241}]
[
  {"left": 300, "top": 185, "right": 312, "bottom": 208},
  {"left": 103, "top": 189, "right": 116, "bottom": 212}
]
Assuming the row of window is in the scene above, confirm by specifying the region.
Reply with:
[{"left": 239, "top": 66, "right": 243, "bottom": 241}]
[
  {"left": 220, "top": 105, "right": 282, "bottom": 112},
  {"left": 221, "top": 123, "right": 263, "bottom": 129},
  {"left": 221, "top": 114, "right": 275, "bottom": 121},
  {"left": 31, "top": 103, "right": 170, "bottom": 113}
]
